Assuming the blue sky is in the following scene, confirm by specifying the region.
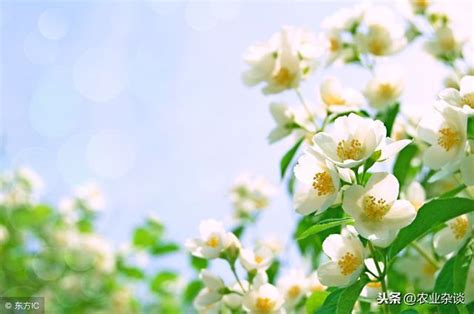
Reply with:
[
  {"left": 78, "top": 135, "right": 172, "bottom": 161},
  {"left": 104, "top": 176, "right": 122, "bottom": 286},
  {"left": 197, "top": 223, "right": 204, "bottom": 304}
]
[{"left": 1, "top": 0, "right": 472, "bottom": 277}]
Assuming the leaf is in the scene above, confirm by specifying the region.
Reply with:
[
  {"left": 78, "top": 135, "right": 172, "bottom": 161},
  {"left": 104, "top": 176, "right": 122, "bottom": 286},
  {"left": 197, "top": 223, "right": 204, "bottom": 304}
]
[
  {"left": 150, "top": 271, "right": 178, "bottom": 294},
  {"left": 467, "top": 117, "right": 474, "bottom": 139},
  {"left": 393, "top": 143, "right": 419, "bottom": 187},
  {"left": 297, "top": 217, "right": 354, "bottom": 240},
  {"left": 315, "top": 275, "right": 369, "bottom": 314},
  {"left": 231, "top": 225, "right": 245, "bottom": 238},
  {"left": 184, "top": 280, "right": 204, "bottom": 304},
  {"left": 190, "top": 255, "right": 208, "bottom": 271},
  {"left": 363, "top": 150, "right": 381, "bottom": 173},
  {"left": 388, "top": 198, "right": 474, "bottom": 259},
  {"left": 306, "top": 291, "right": 330, "bottom": 313},
  {"left": 438, "top": 184, "right": 467, "bottom": 199},
  {"left": 133, "top": 227, "right": 156, "bottom": 248},
  {"left": 280, "top": 137, "right": 304, "bottom": 179},
  {"left": 151, "top": 242, "right": 180, "bottom": 255},
  {"left": 267, "top": 260, "right": 280, "bottom": 284},
  {"left": 376, "top": 102, "right": 400, "bottom": 135},
  {"left": 118, "top": 264, "right": 145, "bottom": 279}
]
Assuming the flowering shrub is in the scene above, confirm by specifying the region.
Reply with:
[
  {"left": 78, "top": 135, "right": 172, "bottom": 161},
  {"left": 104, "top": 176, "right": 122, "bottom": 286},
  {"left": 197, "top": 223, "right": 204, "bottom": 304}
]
[
  {"left": 185, "top": 1, "right": 474, "bottom": 313},
  {"left": 0, "top": 168, "right": 181, "bottom": 313}
]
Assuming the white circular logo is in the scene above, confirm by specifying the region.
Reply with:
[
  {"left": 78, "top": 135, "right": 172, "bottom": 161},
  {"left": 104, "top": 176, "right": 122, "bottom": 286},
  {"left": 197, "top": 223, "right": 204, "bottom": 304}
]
[{"left": 4, "top": 302, "right": 12, "bottom": 309}]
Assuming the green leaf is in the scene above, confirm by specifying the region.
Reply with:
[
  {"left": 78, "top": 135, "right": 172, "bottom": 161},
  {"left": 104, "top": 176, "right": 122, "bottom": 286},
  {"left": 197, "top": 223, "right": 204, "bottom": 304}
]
[
  {"left": 393, "top": 143, "right": 419, "bottom": 187},
  {"left": 388, "top": 198, "right": 474, "bottom": 259},
  {"left": 306, "top": 291, "right": 330, "bottom": 313},
  {"left": 151, "top": 242, "right": 180, "bottom": 255},
  {"left": 133, "top": 227, "right": 156, "bottom": 248},
  {"left": 280, "top": 137, "right": 304, "bottom": 179},
  {"left": 376, "top": 102, "right": 400, "bottom": 135},
  {"left": 267, "top": 260, "right": 280, "bottom": 284},
  {"left": 363, "top": 150, "right": 381, "bottom": 173},
  {"left": 297, "top": 217, "right": 354, "bottom": 240},
  {"left": 190, "top": 255, "right": 208, "bottom": 271},
  {"left": 315, "top": 275, "right": 369, "bottom": 314},
  {"left": 438, "top": 184, "right": 467, "bottom": 199},
  {"left": 118, "top": 263, "right": 145, "bottom": 279},
  {"left": 232, "top": 225, "right": 245, "bottom": 239},
  {"left": 150, "top": 271, "right": 178, "bottom": 294},
  {"left": 467, "top": 117, "right": 474, "bottom": 139},
  {"left": 184, "top": 280, "right": 204, "bottom": 304},
  {"left": 453, "top": 238, "right": 474, "bottom": 293}
]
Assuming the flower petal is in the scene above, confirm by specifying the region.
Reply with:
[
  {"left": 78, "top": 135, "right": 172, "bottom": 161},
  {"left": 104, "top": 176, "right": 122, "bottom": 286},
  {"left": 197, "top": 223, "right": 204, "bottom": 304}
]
[
  {"left": 365, "top": 172, "right": 399, "bottom": 203},
  {"left": 384, "top": 200, "right": 417, "bottom": 230}
]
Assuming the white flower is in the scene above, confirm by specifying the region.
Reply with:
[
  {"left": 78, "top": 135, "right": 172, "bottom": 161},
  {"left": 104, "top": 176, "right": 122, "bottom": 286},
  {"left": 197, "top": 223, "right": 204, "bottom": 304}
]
[
  {"left": 256, "top": 235, "right": 284, "bottom": 255},
  {"left": 313, "top": 113, "right": 410, "bottom": 168},
  {"left": 223, "top": 280, "right": 249, "bottom": 310},
  {"left": 402, "top": 181, "right": 426, "bottom": 211},
  {"left": 16, "top": 167, "right": 44, "bottom": 196},
  {"left": 343, "top": 173, "right": 417, "bottom": 248},
  {"left": 321, "top": 5, "right": 365, "bottom": 33},
  {"left": 439, "top": 75, "right": 474, "bottom": 115},
  {"left": 320, "top": 77, "right": 365, "bottom": 113},
  {"left": 395, "top": 254, "right": 437, "bottom": 291},
  {"left": 267, "top": 103, "right": 315, "bottom": 143},
  {"left": 364, "top": 66, "right": 404, "bottom": 110},
  {"left": 74, "top": 183, "right": 105, "bottom": 212},
  {"left": 307, "top": 271, "right": 327, "bottom": 293},
  {"left": 293, "top": 148, "right": 340, "bottom": 215},
  {"left": 242, "top": 283, "right": 284, "bottom": 314},
  {"left": 407, "top": 0, "right": 431, "bottom": 14},
  {"left": 239, "top": 246, "right": 273, "bottom": 272},
  {"left": 433, "top": 215, "right": 471, "bottom": 256},
  {"left": 355, "top": 7, "right": 406, "bottom": 56},
  {"left": 317, "top": 232, "right": 366, "bottom": 288},
  {"left": 417, "top": 102, "right": 468, "bottom": 170},
  {"left": 361, "top": 259, "right": 383, "bottom": 299},
  {"left": 194, "top": 270, "right": 226, "bottom": 308},
  {"left": 230, "top": 174, "right": 275, "bottom": 217},
  {"left": 277, "top": 269, "right": 307, "bottom": 308},
  {"left": 424, "top": 25, "right": 465, "bottom": 60},
  {"left": 243, "top": 27, "right": 320, "bottom": 94},
  {"left": 185, "top": 219, "right": 239, "bottom": 259}
]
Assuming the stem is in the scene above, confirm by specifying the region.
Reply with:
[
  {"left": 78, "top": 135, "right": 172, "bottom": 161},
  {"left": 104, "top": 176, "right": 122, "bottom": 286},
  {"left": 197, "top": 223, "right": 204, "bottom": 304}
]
[
  {"left": 368, "top": 241, "right": 389, "bottom": 314},
  {"left": 295, "top": 88, "right": 314, "bottom": 122},
  {"left": 230, "top": 263, "right": 246, "bottom": 292},
  {"left": 410, "top": 241, "right": 440, "bottom": 269}
]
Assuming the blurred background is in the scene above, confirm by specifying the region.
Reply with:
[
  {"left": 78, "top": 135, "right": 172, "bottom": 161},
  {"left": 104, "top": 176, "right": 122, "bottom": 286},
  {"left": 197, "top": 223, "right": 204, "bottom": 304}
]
[{"left": 1, "top": 0, "right": 473, "bottom": 278}]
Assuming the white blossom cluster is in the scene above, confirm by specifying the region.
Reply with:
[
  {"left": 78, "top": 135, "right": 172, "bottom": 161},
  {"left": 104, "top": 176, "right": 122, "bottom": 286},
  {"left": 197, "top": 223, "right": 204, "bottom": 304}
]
[{"left": 188, "top": 1, "right": 474, "bottom": 312}]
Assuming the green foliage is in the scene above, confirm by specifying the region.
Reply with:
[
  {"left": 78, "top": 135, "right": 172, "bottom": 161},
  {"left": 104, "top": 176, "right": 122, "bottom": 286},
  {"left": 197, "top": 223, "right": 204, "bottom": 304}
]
[
  {"left": 150, "top": 271, "right": 179, "bottom": 294},
  {"left": 393, "top": 143, "right": 419, "bottom": 187},
  {"left": 297, "top": 217, "right": 354, "bottom": 240},
  {"left": 184, "top": 280, "right": 204, "bottom": 304},
  {"left": 388, "top": 198, "right": 474, "bottom": 259},
  {"left": 280, "top": 137, "right": 304, "bottom": 179},
  {"left": 306, "top": 291, "right": 330, "bottom": 313},
  {"left": 315, "top": 275, "right": 370, "bottom": 314},
  {"left": 191, "top": 255, "right": 209, "bottom": 271},
  {"left": 376, "top": 102, "right": 400, "bottom": 135}
]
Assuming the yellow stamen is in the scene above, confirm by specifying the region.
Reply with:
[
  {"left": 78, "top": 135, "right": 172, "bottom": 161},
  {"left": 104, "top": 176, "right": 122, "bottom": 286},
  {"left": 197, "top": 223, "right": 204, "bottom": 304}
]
[
  {"left": 462, "top": 94, "right": 474, "bottom": 109},
  {"left": 254, "top": 255, "right": 264, "bottom": 264},
  {"left": 338, "top": 252, "right": 361, "bottom": 276},
  {"left": 364, "top": 195, "right": 390, "bottom": 221},
  {"left": 273, "top": 67, "right": 293, "bottom": 87},
  {"left": 336, "top": 139, "right": 363, "bottom": 161},
  {"left": 312, "top": 171, "right": 335, "bottom": 196},
  {"left": 255, "top": 297, "right": 275, "bottom": 313},
  {"left": 310, "top": 284, "right": 325, "bottom": 292},
  {"left": 422, "top": 262, "right": 437, "bottom": 276},
  {"left": 287, "top": 285, "right": 301, "bottom": 299},
  {"left": 329, "top": 37, "right": 341, "bottom": 52},
  {"left": 437, "top": 127, "right": 460, "bottom": 151},
  {"left": 367, "top": 281, "right": 382, "bottom": 288},
  {"left": 450, "top": 216, "right": 469, "bottom": 239},
  {"left": 206, "top": 235, "right": 219, "bottom": 248},
  {"left": 378, "top": 83, "right": 396, "bottom": 99}
]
